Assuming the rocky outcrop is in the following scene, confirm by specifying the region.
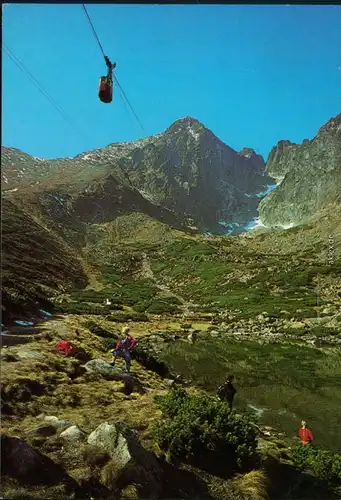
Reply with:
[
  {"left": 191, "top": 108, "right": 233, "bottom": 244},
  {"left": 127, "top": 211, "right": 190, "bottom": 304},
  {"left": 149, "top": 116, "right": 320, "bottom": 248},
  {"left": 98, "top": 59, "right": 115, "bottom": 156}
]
[
  {"left": 259, "top": 113, "right": 341, "bottom": 227},
  {"left": 42, "top": 415, "right": 74, "bottom": 429},
  {"left": 1, "top": 435, "right": 78, "bottom": 489},
  {"left": 88, "top": 422, "right": 164, "bottom": 497},
  {"left": 84, "top": 359, "right": 145, "bottom": 394},
  {"left": 60, "top": 425, "right": 86, "bottom": 442},
  {"left": 116, "top": 117, "right": 273, "bottom": 232}
]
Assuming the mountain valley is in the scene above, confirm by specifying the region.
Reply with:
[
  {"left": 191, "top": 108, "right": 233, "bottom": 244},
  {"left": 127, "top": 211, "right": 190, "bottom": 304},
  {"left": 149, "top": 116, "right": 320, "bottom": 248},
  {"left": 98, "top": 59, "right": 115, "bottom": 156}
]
[{"left": 1, "top": 113, "right": 341, "bottom": 500}]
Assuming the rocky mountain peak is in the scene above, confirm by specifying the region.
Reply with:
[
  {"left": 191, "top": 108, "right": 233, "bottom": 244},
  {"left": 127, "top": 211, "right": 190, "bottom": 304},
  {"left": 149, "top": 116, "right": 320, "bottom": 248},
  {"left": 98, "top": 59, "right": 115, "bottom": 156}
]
[
  {"left": 317, "top": 112, "right": 341, "bottom": 136},
  {"left": 165, "top": 116, "right": 204, "bottom": 138},
  {"left": 238, "top": 147, "right": 259, "bottom": 159},
  {"left": 171, "top": 116, "right": 201, "bottom": 127},
  {"left": 259, "top": 113, "right": 341, "bottom": 227}
]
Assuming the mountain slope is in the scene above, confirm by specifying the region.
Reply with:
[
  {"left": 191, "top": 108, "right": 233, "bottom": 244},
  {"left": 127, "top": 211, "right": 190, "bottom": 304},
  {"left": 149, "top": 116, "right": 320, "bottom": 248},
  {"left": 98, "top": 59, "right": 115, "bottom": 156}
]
[
  {"left": 2, "top": 117, "right": 274, "bottom": 235},
  {"left": 259, "top": 113, "right": 341, "bottom": 226},
  {"left": 1, "top": 199, "right": 88, "bottom": 323},
  {"left": 2, "top": 153, "right": 194, "bottom": 247}
]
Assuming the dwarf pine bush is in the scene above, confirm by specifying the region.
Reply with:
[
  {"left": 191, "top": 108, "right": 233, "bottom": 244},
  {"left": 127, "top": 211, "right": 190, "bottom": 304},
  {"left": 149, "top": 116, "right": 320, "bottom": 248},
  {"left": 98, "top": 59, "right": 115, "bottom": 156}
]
[{"left": 153, "top": 388, "right": 258, "bottom": 473}]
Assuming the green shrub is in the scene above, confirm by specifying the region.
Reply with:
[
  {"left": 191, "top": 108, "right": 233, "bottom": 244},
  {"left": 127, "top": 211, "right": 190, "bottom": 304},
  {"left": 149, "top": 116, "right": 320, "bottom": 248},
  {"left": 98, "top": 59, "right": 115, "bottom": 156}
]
[
  {"left": 108, "top": 312, "right": 149, "bottom": 322},
  {"left": 69, "top": 289, "right": 123, "bottom": 304},
  {"left": 153, "top": 388, "right": 258, "bottom": 474},
  {"left": 310, "top": 325, "right": 339, "bottom": 337},
  {"left": 70, "top": 279, "right": 158, "bottom": 310},
  {"left": 133, "top": 301, "right": 150, "bottom": 313},
  {"left": 119, "top": 280, "right": 156, "bottom": 305},
  {"left": 55, "top": 302, "right": 110, "bottom": 315},
  {"left": 134, "top": 296, "right": 182, "bottom": 314},
  {"left": 102, "top": 338, "right": 119, "bottom": 351},
  {"left": 146, "top": 301, "right": 181, "bottom": 315},
  {"left": 163, "top": 240, "right": 215, "bottom": 260},
  {"left": 292, "top": 445, "right": 341, "bottom": 482}
]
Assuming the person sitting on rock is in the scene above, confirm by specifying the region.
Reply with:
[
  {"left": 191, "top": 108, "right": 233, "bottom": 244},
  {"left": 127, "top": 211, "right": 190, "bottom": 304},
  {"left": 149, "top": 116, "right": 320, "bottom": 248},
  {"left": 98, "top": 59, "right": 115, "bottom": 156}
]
[
  {"left": 217, "top": 374, "right": 237, "bottom": 410},
  {"left": 110, "top": 327, "right": 136, "bottom": 373},
  {"left": 298, "top": 420, "right": 314, "bottom": 445}
]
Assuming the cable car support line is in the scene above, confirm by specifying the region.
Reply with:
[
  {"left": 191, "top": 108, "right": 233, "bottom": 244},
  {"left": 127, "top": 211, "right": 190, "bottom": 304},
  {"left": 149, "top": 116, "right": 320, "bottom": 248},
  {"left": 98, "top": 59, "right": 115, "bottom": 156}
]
[
  {"left": 3, "top": 43, "right": 89, "bottom": 143},
  {"left": 81, "top": 4, "right": 145, "bottom": 132}
]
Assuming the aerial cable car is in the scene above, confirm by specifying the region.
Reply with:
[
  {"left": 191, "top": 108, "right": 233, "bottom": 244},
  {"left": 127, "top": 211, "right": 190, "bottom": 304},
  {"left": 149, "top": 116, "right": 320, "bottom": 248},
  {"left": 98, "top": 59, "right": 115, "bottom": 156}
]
[{"left": 98, "top": 55, "right": 116, "bottom": 104}]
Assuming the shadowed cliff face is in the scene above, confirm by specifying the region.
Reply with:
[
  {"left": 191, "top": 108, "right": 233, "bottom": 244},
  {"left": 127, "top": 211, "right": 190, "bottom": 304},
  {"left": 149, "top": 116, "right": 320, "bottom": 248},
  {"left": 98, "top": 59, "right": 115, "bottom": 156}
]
[
  {"left": 115, "top": 117, "right": 273, "bottom": 230},
  {"left": 259, "top": 113, "right": 341, "bottom": 227}
]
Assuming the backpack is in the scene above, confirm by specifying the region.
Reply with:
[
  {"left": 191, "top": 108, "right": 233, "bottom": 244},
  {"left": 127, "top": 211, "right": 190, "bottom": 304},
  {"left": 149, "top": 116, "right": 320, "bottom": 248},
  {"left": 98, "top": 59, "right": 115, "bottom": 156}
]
[
  {"left": 217, "top": 384, "right": 225, "bottom": 398},
  {"left": 56, "top": 340, "right": 75, "bottom": 356}
]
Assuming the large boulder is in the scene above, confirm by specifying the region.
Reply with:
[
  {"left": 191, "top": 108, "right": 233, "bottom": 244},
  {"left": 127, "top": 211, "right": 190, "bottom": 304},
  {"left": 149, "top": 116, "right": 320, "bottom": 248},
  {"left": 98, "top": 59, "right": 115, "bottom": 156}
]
[
  {"left": 73, "top": 346, "right": 92, "bottom": 363},
  {"left": 43, "top": 415, "right": 74, "bottom": 429},
  {"left": 0, "top": 435, "right": 78, "bottom": 490},
  {"left": 88, "top": 423, "right": 131, "bottom": 469},
  {"left": 15, "top": 348, "right": 45, "bottom": 361},
  {"left": 0, "top": 334, "right": 33, "bottom": 347},
  {"left": 84, "top": 359, "right": 126, "bottom": 380},
  {"left": 29, "top": 425, "right": 57, "bottom": 438},
  {"left": 87, "top": 323, "right": 119, "bottom": 340},
  {"left": 60, "top": 425, "right": 86, "bottom": 442},
  {"left": 84, "top": 359, "right": 145, "bottom": 394},
  {"left": 88, "top": 422, "right": 163, "bottom": 497}
]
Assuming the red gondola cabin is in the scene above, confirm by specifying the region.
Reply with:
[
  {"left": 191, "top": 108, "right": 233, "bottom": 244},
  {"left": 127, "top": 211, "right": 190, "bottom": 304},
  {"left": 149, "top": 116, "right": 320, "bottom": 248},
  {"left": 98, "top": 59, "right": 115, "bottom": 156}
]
[{"left": 98, "top": 76, "right": 113, "bottom": 103}]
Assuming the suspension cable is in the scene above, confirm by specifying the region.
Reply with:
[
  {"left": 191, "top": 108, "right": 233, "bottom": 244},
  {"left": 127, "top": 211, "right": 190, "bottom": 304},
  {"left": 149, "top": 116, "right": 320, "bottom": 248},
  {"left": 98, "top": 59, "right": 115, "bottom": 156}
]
[
  {"left": 81, "top": 4, "right": 106, "bottom": 59},
  {"left": 3, "top": 43, "right": 89, "bottom": 142},
  {"left": 113, "top": 75, "right": 145, "bottom": 132},
  {"left": 81, "top": 4, "right": 146, "bottom": 133}
]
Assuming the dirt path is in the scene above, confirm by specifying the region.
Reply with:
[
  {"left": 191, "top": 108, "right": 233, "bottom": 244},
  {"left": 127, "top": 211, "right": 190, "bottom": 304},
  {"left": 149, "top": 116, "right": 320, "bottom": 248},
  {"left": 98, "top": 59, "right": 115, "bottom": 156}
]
[
  {"left": 140, "top": 253, "right": 191, "bottom": 316},
  {"left": 83, "top": 261, "right": 105, "bottom": 292}
]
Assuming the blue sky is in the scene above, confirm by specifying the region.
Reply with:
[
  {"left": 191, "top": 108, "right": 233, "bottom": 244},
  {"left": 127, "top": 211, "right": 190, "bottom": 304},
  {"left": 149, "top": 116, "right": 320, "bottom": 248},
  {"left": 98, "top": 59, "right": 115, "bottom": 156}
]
[{"left": 2, "top": 4, "right": 341, "bottom": 160}]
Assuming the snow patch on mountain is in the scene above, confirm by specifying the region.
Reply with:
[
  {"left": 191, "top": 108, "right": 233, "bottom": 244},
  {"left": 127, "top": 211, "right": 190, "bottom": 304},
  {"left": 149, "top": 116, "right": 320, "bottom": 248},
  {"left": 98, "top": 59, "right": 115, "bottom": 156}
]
[
  {"left": 245, "top": 183, "right": 278, "bottom": 199},
  {"left": 188, "top": 126, "right": 200, "bottom": 141},
  {"left": 138, "top": 188, "right": 158, "bottom": 203}
]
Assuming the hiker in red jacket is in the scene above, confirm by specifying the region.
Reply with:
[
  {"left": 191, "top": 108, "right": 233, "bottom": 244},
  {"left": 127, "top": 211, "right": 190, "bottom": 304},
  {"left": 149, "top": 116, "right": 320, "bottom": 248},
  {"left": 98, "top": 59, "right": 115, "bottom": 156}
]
[
  {"left": 110, "top": 327, "right": 136, "bottom": 373},
  {"left": 298, "top": 420, "right": 314, "bottom": 445}
]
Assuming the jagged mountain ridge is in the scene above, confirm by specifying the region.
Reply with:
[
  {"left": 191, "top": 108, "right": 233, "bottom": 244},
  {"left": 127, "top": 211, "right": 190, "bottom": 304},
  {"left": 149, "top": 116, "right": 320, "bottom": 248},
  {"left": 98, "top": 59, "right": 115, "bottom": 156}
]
[
  {"left": 2, "top": 117, "right": 274, "bottom": 234},
  {"left": 3, "top": 113, "right": 340, "bottom": 234},
  {"left": 76, "top": 117, "right": 274, "bottom": 230},
  {"left": 259, "top": 113, "right": 341, "bottom": 227}
]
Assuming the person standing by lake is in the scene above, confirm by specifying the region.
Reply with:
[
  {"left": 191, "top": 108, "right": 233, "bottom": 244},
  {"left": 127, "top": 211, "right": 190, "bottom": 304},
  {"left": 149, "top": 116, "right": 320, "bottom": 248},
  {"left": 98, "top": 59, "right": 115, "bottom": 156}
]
[
  {"left": 298, "top": 420, "right": 314, "bottom": 445},
  {"left": 217, "top": 374, "right": 237, "bottom": 410}
]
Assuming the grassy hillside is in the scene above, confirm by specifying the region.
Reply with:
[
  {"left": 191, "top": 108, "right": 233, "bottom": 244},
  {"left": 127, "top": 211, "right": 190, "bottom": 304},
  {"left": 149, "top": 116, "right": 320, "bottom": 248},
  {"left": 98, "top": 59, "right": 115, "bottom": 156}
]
[
  {"left": 1, "top": 315, "right": 341, "bottom": 500},
  {"left": 78, "top": 222, "right": 341, "bottom": 320}
]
